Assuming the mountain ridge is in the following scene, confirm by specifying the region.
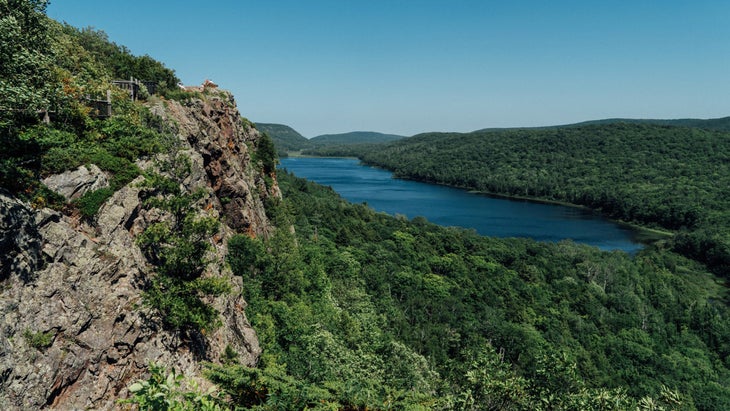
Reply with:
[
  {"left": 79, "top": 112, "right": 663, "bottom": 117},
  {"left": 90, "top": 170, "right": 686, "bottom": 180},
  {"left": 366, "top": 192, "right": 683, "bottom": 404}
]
[{"left": 472, "top": 115, "right": 730, "bottom": 133}]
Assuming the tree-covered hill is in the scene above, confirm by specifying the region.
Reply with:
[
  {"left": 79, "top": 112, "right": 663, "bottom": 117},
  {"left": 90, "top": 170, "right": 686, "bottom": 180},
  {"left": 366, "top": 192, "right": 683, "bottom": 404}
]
[
  {"left": 348, "top": 123, "right": 730, "bottom": 278},
  {"left": 571, "top": 116, "right": 730, "bottom": 132},
  {"left": 472, "top": 116, "right": 730, "bottom": 133},
  {"left": 254, "top": 124, "right": 406, "bottom": 156},
  {"left": 310, "top": 130, "right": 406, "bottom": 145},
  {"left": 255, "top": 122, "right": 312, "bottom": 153},
  {"left": 208, "top": 171, "right": 730, "bottom": 410}
]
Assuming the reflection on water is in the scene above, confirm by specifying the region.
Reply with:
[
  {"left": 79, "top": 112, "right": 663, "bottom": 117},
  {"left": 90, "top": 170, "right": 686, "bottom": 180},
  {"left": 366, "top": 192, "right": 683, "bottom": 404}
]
[{"left": 280, "top": 157, "right": 642, "bottom": 253}]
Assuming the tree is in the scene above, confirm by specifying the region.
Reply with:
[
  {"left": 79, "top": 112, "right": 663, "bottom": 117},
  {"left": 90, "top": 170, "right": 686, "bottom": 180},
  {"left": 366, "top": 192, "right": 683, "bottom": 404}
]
[{"left": 0, "top": 0, "right": 56, "bottom": 127}]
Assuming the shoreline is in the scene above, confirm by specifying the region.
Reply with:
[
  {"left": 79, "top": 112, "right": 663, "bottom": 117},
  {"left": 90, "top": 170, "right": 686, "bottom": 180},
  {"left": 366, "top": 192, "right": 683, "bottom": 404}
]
[
  {"left": 282, "top": 155, "right": 674, "bottom": 245},
  {"left": 281, "top": 151, "right": 359, "bottom": 160},
  {"left": 363, "top": 160, "right": 675, "bottom": 243}
]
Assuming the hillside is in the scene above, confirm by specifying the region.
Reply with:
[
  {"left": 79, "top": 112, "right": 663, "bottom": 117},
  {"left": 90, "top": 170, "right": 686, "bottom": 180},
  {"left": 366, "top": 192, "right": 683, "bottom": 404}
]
[
  {"left": 310, "top": 130, "right": 406, "bottom": 145},
  {"left": 473, "top": 115, "right": 730, "bottom": 133},
  {"left": 354, "top": 123, "right": 730, "bottom": 278},
  {"left": 255, "top": 122, "right": 312, "bottom": 152},
  {"left": 572, "top": 116, "right": 730, "bottom": 132}
]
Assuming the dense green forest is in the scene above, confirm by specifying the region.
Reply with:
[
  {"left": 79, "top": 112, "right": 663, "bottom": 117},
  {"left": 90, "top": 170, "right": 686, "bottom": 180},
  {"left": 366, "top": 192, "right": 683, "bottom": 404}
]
[
  {"left": 201, "top": 172, "right": 730, "bottom": 410},
  {"left": 314, "top": 124, "right": 730, "bottom": 279},
  {"left": 469, "top": 116, "right": 730, "bottom": 134},
  {"left": 566, "top": 117, "right": 730, "bottom": 132},
  {"left": 5, "top": 3, "right": 730, "bottom": 410}
]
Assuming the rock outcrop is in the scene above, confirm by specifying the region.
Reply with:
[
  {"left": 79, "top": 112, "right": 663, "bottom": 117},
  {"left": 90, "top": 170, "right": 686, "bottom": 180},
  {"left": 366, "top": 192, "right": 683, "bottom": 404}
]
[
  {"left": 0, "top": 89, "right": 276, "bottom": 409},
  {"left": 42, "top": 164, "right": 109, "bottom": 201},
  {"left": 152, "top": 90, "right": 278, "bottom": 237},
  {"left": 0, "top": 190, "right": 43, "bottom": 282}
]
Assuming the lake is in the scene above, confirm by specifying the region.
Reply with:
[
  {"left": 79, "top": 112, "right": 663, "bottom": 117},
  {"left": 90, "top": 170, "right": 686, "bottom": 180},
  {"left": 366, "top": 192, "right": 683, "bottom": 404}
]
[{"left": 279, "top": 157, "right": 643, "bottom": 253}]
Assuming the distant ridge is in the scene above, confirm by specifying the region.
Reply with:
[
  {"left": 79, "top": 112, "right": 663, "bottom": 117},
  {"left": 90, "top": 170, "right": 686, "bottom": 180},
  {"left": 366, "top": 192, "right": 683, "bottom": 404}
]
[
  {"left": 310, "top": 131, "right": 406, "bottom": 145},
  {"left": 569, "top": 116, "right": 730, "bottom": 131},
  {"left": 473, "top": 116, "right": 730, "bottom": 133},
  {"left": 256, "top": 124, "right": 408, "bottom": 155},
  {"left": 255, "top": 122, "right": 312, "bottom": 152}
]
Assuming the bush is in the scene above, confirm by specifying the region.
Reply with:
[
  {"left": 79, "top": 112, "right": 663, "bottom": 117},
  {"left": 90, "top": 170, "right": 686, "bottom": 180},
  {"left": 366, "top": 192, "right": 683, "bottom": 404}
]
[
  {"left": 74, "top": 187, "right": 114, "bottom": 218},
  {"left": 19, "top": 125, "right": 77, "bottom": 151},
  {"left": 23, "top": 329, "right": 54, "bottom": 350},
  {"left": 120, "top": 363, "right": 226, "bottom": 411},
  {"left": 161, "top": 88, "right": 203, "bottom": 102},
  {"left": 137, "top": 173, "right": 227, "bottom": 335},
  {"left": 143, "top": 275, "right": 229, "bottom": 333}
]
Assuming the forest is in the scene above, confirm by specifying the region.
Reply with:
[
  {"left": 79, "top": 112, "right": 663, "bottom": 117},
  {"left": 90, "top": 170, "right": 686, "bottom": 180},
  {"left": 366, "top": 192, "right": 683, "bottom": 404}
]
[
  {"left": 307, "top": 125, "right": 730, "bottom": 279},
  {"left": 204, "top": 172, "right": 730, "bottom": 410}
]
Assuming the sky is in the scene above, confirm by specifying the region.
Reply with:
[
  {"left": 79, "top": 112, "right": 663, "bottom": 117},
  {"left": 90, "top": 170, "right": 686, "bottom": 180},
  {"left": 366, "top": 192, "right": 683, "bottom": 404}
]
[{"left": 47, "top": 1, "right": 730, "bottom": 137}]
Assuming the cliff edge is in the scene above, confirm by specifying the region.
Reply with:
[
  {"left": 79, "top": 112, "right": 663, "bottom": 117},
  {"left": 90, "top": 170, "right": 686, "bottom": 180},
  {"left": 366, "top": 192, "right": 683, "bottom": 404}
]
[{"left": 0, "top": 89, "right": 276, "bottom": 409}]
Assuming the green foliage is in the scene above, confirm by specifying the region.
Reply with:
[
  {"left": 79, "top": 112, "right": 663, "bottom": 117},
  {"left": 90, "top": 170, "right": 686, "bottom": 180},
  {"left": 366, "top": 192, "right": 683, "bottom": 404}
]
[
  {"left": 0, "top": 0, "right": 55, "bottom": 126},
  {"left": 137, "top": 173, "right": 227, "bottom": 335},
  {"left": 65, "top": 25, "right": 179, "bottom": 94},
  {"left": 120, "top": 363, "right": 225, "bottom": 411},
  {"left": 74, "top": 187, "right": 114, "bottom": 218},
  {"left": 137, "top": 216, "right": 218, "bottom": 281},
  {"left": 161, "top": 87, "right": 204, "bottom": 102},
  {"left": 218, "top": 171, "right": 730, "bottom": 410},
  {"left": 205, "top": 362, "right": 340, "bottom": 410},
  {"left": 349, "top": 123, "right": 730, "bottom": 278},
  {"left": 254, "top": 131, "right": 278, "bottom": 174},
  {"left": 143, "top": 275, "right": 229, "bottom": 333},
  {"left": 23, "top": 328, "right": 53, "bottom": 350},
  {"left": 1, "top": 6, "right": 167, "bottom": 203}
]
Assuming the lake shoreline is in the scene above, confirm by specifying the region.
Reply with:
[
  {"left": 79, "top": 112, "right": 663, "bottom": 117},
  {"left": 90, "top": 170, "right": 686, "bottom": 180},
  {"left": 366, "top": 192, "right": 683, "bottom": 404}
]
[
  {"left": 359, "top": 159, "right": 674, "bottom": 244},
  {"left": 280, "top": 157, "right": 651, "bottom": 252},
  {"left": 286, "top": 155, "right": 673, "bottom": 244}
]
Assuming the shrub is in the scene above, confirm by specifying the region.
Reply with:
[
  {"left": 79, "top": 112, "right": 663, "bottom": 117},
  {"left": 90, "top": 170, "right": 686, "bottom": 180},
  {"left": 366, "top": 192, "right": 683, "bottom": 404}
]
[
  {"left": 137, "top": 173, "right": 227, "bottom": 335},
  {"left": 74, "top": 187, "right": 114, "bottom": 218},
  {"left": 19, "top": 125, "right": 77, "bottom": 151},
  {"left": 143, "top": 275, "right": 229, "bottom": 333},
  {"left": 120, "top": 363, "right": 226, "bottom": 411},
  {"left": 23, "top": 329, "right": 54, "bottom": 350}
]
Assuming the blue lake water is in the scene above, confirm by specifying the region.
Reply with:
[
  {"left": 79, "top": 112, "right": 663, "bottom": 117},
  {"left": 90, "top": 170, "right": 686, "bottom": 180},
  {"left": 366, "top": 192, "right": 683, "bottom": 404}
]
[{"left": 279, "top": 157, "right": 643, "bottom": 253}]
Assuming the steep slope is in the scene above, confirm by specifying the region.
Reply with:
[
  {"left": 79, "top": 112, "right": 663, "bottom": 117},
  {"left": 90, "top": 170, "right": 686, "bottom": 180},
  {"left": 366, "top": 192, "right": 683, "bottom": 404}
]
[{"left": 0, "top": 89, "right": 277, "bottom": 409}]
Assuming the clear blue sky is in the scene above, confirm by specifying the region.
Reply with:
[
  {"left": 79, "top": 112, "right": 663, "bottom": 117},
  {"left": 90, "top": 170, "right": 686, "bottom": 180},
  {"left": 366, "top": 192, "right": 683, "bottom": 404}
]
[{"left": 48, "top": 0, "right": 730, "bottom": 137}]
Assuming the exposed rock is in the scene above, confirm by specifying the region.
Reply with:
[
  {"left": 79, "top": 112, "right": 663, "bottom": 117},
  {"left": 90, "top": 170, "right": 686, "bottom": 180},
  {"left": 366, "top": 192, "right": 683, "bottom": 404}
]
[
  {"left": 0, "top": 88, "right": 271, "bottom": 409},
  {"left": 42, "top": 164, "right": 109, "bottom": 201},
  {"left": 151, "top": 90, "right": 279, "bottom": 237},
  {"left": 0, "top": 190, "right": 44, "bottom": 282}
]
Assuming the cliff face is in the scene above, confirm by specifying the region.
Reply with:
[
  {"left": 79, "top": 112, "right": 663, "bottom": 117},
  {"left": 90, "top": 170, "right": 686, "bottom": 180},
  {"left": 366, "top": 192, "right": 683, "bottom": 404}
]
[{"left": 0, "top": 90, "right": 276, "bottom": 409}]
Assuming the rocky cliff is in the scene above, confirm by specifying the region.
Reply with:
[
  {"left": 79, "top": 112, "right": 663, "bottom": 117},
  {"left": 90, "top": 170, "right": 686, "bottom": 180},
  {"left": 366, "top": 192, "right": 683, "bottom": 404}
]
[{"left": 0, "top": 89, "right": 277, "bottom": 409}]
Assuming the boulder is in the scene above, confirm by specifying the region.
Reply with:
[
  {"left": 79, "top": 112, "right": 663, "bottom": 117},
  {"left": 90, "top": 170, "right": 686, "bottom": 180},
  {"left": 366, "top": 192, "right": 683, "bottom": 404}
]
[{"left": 42, "top": 164, "right": 109, "bottom": 200}]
